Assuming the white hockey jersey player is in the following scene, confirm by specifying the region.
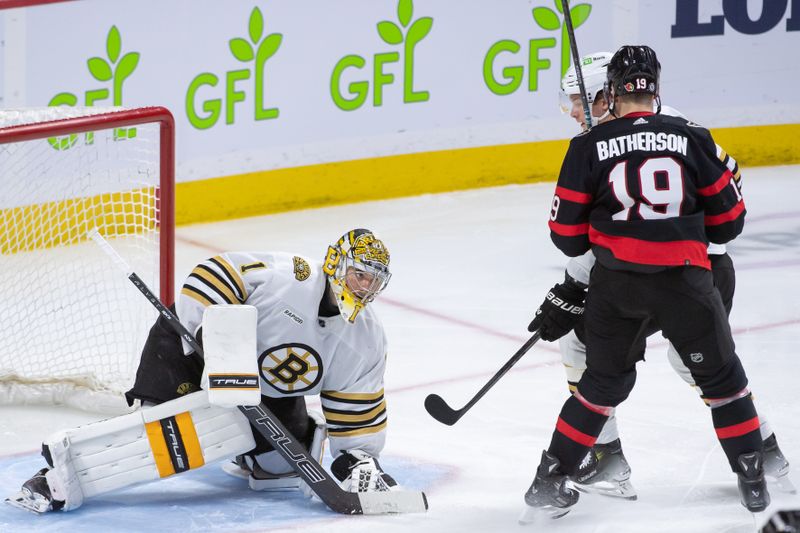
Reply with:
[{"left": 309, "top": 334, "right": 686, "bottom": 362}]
[
  {"left": 7, "top": 229, "right": 406, "bottom": 514},
  {"left": 178, "top": 248, "right": 389, "bottom": 457}
]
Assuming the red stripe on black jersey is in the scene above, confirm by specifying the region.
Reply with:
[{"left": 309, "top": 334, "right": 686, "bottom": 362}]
[
  {"left": 555, "top": 186, "right": 592, "bottom": 204},
  {"left": 697, "top": 169, "right": 734, "bottom": 196},
  {"left": 549, "top": 220, "right": 589, "bottom": 237},
  {"left": 705, "top": 201, "right": 745, "bottom": 226},
  {"left": 589, "top": 227, "right": 711, "bottom": 269}
]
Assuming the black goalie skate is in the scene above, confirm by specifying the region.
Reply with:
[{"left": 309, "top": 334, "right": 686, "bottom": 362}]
[
  {"left": 520, "top": 450, "right": 579, "bottom": 523},
  {"left": 572, "top": 438, "right": 637, "bottom": 500},
  {"left": 737, "top": 451, "right": 771, "bottom": 513},
  {"left": 5, "top": 468, "right": 64, "bottom": 514}
]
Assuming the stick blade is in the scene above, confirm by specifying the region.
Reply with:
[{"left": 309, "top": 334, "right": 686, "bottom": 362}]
[
  {"left": 358, "top": 490, "right": 428, "bottom": 514},
  {"left": 424, "top": 394, "right": 461, "bottom": 426}
]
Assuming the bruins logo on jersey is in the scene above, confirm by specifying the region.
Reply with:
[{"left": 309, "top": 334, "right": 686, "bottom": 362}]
[
  {"left": 352, "top": 233, "right": 389, "bottom": 267},
  {"left": 259, "top": 343, "right": 323, "bottom": 393},
  {"left": 293, "top": 256, "right": 311, "bottom": 281}
]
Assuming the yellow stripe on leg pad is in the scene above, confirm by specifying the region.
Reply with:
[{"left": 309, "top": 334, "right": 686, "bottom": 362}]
[
  {"left": 145, "top": 420, "right": 175, "bottom": 478},
  {"left": 175, "top": 411, "right": 205, "bottom": 470}
]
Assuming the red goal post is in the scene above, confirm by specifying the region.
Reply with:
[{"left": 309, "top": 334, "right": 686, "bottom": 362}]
[{"left": 0, "top": 106, "right": 175, "bottom": 413}]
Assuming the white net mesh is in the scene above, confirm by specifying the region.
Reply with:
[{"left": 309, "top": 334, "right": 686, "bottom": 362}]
[{"left": 0, "top": 107, "right": 170, "bottom": 413}]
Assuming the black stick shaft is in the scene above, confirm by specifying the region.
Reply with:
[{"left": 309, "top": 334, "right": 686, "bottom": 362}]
[
  {"left": 459, "top": 331, "right": 541, "bottom": 414},
  {"left": 127, "top": 272, "right": 203, "bottom": 355},
  {"left": 560, "top": 0, "right": 593, "bottom": 130},
  {"left": 426, "top": 331, "right": 541, "bottom": 424}
]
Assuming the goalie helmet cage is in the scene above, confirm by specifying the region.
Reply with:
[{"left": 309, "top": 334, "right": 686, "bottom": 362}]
[{"left": 0, "top": 106, "right": 175, "bottom": 413}]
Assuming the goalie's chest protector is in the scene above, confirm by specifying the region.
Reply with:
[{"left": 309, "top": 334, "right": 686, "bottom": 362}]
[{"left": 244, "top": 253, "right": 384, "bottom": 398}]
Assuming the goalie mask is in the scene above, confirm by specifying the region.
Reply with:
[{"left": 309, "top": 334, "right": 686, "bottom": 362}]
[{"left": 322, "top": 229, "right": 391, "bottom": 323}]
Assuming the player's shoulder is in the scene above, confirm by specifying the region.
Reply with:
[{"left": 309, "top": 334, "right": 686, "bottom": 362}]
[
  {"left": 360, "top": 306, "right": 387, "bottom": 337},
  {"left": 658, "top": 104, "right": 687, "bottom": 119},
  {"left": 218, "top": 251, "right": 321, "bottom": 290},
  {"left": 650, "top": 113, "right": 715, "bottom": 144},
  {"left": 655, "top": 112, "right": 709, "bottom": 132},
  {"left": 567, "top": 128, "right": 593, "bottom": 151},
  {"left": 352, "top": 306, "right": 388, "bottom": 352}
]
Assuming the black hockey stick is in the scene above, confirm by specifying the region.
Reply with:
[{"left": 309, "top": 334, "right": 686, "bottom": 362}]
[
  {"left": 560, "top": 0, "right": 593, "bottom": 131},
  {"left": 424, "top": 331, "right": 541, "bottom": 425},
  {"left": 90, "top": 229, "right": 428, "bottom": 515}
]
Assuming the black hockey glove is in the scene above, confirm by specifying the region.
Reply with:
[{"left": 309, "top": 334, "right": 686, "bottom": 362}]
[
  {"left": 331, "top": 450, "right": 398, "bottom": 492},
  {"left": 528, "top": 275, "right": 587, "bottom": 342}
]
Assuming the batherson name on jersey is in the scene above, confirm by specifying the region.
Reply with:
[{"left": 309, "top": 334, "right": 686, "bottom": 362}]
[
  {"left": 596, "top": 131, "right": 688, "bottom": 161},
  {"left": 549, "top": 113, "right": 745, "bottom": 272}
]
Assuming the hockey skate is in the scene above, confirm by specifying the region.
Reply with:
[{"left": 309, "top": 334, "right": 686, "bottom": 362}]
[
  {"left": 223, "top": 411, "right": 327, "bottom": 493},
  {"left": 222, "top": 453, "right": 304, "bottom": 491},
  {"left": 737, "top": 451, "right": 771, "bottom": 513},
  {"left": 5, "top": 468, "right": 64, "bottom": 514},
  {"left": 571, "top": 438, "right": 638, "bottom": 500},
  {"left": 519, "top": 450, "right": 579, "bottom": 523},
  {"left": 763, "top": 434, "right": 797, "bottom": 494}
]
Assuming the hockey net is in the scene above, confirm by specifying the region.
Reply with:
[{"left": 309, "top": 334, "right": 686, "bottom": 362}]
[{"left": 0, "top": 107, "right": 175, "bottom": 413}]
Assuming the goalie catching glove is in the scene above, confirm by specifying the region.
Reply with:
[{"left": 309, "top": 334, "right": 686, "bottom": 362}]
[
  {"left": 331, "top": 450, "right": 398, "bottom": 492},
  {"left": 528, "top": 274, "right": 587, "bottom": 341}
]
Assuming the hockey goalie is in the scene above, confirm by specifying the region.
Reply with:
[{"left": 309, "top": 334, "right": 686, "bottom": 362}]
[{"left": 7, "top": 229, "right": 407, "bottom": 514}]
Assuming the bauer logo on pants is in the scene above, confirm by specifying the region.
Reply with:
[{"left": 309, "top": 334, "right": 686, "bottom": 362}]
[{"left": 259, "top": 343, "right": 323, "bottom": 393}]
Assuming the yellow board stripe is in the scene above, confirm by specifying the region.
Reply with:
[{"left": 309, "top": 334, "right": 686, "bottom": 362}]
[
  {"left": 323, "top": 400, "right": 387, "bottom": 424},
  {"left": 145, "top": 420, "right": 175, "bottom": 478},
  {"left": 328, "top": 420, "right": 387, "bottom": 438},
  {"left": 0, "top": 188, "right": 157, "bottom": 254},
  {"left": 172, "top": 123, "right": 800, "bottom": 226},
  {"left": 4, "top": 125, "right": 794, "bottom": 238},
  {"left": 174, "top": 412, "right": 205, "bottom": 470}
]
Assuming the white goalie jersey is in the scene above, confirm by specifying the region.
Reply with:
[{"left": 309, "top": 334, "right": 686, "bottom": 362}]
[{"left": 176, "top": 251, "right": 389, "bottom": 458}]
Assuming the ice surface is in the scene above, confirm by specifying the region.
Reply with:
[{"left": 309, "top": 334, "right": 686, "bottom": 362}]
[{"left": 1, "top": 165, "right": 798, "bottom": 532}]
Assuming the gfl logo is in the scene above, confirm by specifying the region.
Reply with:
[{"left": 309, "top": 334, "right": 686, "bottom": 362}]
[{"left": 672, "top": 0, "right": 799, "bottom": 37}]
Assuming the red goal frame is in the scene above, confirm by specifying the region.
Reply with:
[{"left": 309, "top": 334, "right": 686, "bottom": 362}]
[{"left": 0, "top": 106, "right": 176, "bottom": 305}]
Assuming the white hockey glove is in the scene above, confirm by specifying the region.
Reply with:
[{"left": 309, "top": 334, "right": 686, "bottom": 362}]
[{"left": 330, "top": 450, "right": 398, "bottom": 493}]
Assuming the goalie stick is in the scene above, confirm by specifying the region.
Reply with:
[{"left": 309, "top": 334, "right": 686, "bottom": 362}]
[
  {"left": 425, "top": 331, "right": 541, "bottom": 425},
  {"left": 90, "top": 229, "right": 428, "bottom": 515}
]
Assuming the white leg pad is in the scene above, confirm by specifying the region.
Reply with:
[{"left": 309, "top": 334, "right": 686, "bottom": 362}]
[
  {"left": 42, "top": 391, "right": 255, "bottom": 506},
  {"left": 45, "top": 437, "right": 83, "bottom": 511}
]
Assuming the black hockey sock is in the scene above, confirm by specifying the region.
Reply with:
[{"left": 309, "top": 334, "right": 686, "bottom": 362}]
[
  {"left": 548, "top": 395, "right": 609, "bottom": 475},
  {"left": 711, "top": 394, "right": 763, "bottom": 472}
]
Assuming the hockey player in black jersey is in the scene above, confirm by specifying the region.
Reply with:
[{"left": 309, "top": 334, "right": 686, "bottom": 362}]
[
  {"left": 527, "top": 52, "right": 793, "bottom": 502},
  {"left": 523, "top": 45, "right": 772, "bottom": 518}
]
